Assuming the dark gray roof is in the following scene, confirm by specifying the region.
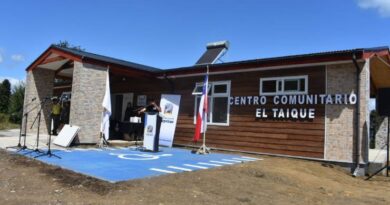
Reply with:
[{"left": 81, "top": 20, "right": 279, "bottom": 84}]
[
  {"left": 51, "top": 45, "right": 160, "bottom": 73},
  {"left": 163, "top": 46, "right": 389, "bottom": 72},
  {"left": 46, "top": 45, "right": 388, "bottom": 74}
]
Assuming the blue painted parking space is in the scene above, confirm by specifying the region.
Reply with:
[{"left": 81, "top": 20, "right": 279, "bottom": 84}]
[{"left": 14, "top": 147, "right": 261, "bottom": 183}]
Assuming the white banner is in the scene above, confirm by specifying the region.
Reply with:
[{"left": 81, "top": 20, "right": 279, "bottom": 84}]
[
  {"left": 159, "top": 94, "right": 181, "bottom": 147},
  {"left": 143, "top": 113, "right": 157, "bottom": 151}
]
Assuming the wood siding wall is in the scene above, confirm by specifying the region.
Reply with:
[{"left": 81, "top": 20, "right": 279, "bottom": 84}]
[
  {"left": 111, "top": 76, "right": 172, "bottom": 103},
  {"left": 111, "top": 66, "right": 326, "bottom": 159},
  {"left": 172, "top": 66, "right": 326, "bottom": 159}
]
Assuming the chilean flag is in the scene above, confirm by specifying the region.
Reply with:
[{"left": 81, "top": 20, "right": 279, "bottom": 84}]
[{"left": 194, "top": 74, "right": 208, "bottom": 142}]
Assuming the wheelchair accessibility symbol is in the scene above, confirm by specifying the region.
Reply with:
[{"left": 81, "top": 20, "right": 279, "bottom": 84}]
[{"left": 109, "top": 153, "right": 173, "bottom": 160}]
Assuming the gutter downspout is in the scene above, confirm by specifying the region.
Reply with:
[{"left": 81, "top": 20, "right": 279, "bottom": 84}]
[{"left": 352, "top": 53, "right": 362, "bottom": 177}]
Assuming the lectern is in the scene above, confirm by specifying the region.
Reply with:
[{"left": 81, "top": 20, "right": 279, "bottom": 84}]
[{"left": 143, "top": 112, "right": 161, "bottom": 152}]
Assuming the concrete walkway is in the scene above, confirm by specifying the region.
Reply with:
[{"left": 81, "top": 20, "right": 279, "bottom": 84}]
[
  {"left": 368, "top": 148, "right": 389, "bottom": 175},
  {"left": 0, "top": 129, "right": 137, "bottom": 151},
  {"left": 0, "top": 128, "right": 63, "bottom": 150}
]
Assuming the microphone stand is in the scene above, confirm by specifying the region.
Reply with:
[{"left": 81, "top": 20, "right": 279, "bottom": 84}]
[
  {"left": 24, "top": 98, "right": 49, "bottom": 155},
  {"left": 6, "top": 98, "right": 37, "bottom": 150},
  {"left": 35, "top": 110, "right": 61, "bottom": 159}
]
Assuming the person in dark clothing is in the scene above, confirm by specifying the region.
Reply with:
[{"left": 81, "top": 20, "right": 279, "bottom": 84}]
[
  {"left": 123, "top": 102, "right": 140, "bottom": 140},
  {"left": 138, "top": 99, "right": 161, "bottom": 115},
  {"left": 138, "top": 98, "right": 162, "bottom": 152},
  {"left": 124, "top": 102, "right": 137, "bottom": 121},
  {"left": 60, "top": 101, "right": 70, "bottom": 125}
]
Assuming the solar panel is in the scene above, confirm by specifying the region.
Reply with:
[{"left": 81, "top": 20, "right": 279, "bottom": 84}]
[{"left": 195, "top": 41, "right": 229, "bottom": 65}]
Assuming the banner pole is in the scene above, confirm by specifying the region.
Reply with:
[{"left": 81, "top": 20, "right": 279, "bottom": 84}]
[
  {"left": 99, "top": 66, "right": 110, "bottom": 148},
  {"left": 197, "top": 65, "right": 210, "bottom": 154}
]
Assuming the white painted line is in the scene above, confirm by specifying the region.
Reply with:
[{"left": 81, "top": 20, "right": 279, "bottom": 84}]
[
  {"left": 232, "top": 158, "right": 257, "bottom": 162},
  {"left": 150, "top": 168, "right": 176, "bottom": 174},
  {"left": 222, "top": 159, "right": 242, "bottom": 163},
  {"left": 241, "top": 156, "right": 262, "bottom": 160},
  {"left": 198, "top": 162, "right": 222, "bottom": 167},
  {"left": 209, "top": 160, "right": 234, "bottom": 165},
  {"left": 167, "top": 166, "right": 192, "bottom": 171},
  {"left": 183, "top": 164, "right": 208, "bottom": 169}
]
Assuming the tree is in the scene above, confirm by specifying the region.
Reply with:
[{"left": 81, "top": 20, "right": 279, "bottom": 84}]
[
  {"left": 0, "top": 79, "right": 11, "bottom": 113},
  {"left": 8, "top": 82, "right": 25, "bottom": 123},
  {"left": 55, "top": 40, "right": 85, "bottom": 51}
]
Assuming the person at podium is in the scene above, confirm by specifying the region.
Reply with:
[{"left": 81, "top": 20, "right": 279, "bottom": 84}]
[
  {"left": 138, "top": 98, "right": 161, "bottom": 115},
  {"left": 138, "top": 98, "right": 162, "bottom": 152}
]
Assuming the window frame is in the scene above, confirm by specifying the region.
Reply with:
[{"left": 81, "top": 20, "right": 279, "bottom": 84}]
[
  {"left": 259, "top": 75, "right": 308, "bottom": 96},
  {"left": 193, "top": 80, "right": 231, "bottom": 126},
  {"left": 192, "top": 83, "right": 212, "bottom": 95}
]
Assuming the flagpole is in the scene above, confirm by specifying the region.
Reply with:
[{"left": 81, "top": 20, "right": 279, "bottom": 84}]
[
  {"left": 197, "top": 65, "right": 210, "bottom": 154},
  {"left": 99, "top": 66, "right": 110, "bottom": 148}
]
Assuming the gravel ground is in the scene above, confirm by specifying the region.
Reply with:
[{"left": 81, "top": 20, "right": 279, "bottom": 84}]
[{"left": 0, "top": 149, "right": 390, "bottom": 205}]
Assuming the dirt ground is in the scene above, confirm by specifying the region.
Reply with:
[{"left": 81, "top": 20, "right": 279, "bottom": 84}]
[{"left": 0, "top": 149, "right": 390, "bottom": 205}]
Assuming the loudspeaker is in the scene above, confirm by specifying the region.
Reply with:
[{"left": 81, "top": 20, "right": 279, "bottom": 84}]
[{"left": 377, "top": 88, "right": 390, "bottom": 116}]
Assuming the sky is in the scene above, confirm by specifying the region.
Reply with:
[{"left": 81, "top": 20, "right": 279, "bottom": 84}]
[{"left": 0, "top": 0, "right": 389, "bottom": 87}]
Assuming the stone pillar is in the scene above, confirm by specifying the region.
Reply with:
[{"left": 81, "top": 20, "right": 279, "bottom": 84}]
[
  {"left": 325, "top": 61, "right": 370, "bottom": 167},
  {"left": 23, "top": 68, "right": 55, "bottom": 135},
  {"left": 70, "top": 61, "right": 107, "bottom": 144}
]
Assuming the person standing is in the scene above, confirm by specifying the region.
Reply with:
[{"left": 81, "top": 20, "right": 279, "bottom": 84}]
[
  {"left": 138, "top": 99, "right": 161, "bottom": 114},
  {"left": 124, "top": 102, "right": 136, "bottom": 121},
  {"left": 138, "top": 98, "right": 162, "bottom": 152},
  {"left": 60, "top": 101, "right": 70, "bottom": 125},
  {"left": 51, "top": 98, "right": 61, "bottom": 135}
]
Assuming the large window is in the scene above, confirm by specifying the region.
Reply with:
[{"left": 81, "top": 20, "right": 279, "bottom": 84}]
[
  {"left": 193, "top": 81, "right": 231, "bottom": 126},
  {"left": 260, "top": 75, "right": 308, "bottom": 95}
]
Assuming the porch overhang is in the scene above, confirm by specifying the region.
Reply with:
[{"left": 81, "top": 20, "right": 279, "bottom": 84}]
[
  {"left": 25, "top": 45, "right": 159, "bottom": 79},
  {"left": 370, "top": 54, "right": 390, "bottom": 97}
]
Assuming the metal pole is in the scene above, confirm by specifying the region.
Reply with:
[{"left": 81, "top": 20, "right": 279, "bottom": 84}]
[
  {"left": 36, "top": 111, "right": 41, "bottom": 149},
  {"left": 22, "top": 113, "right": 28, "bottom": 147},
  {"left": 202, "top": 122, "right": 206, "bottom": 152},
  {"left": 202, "top": 65, "right": 209, "bottom": 153},
  {"left": 387, "top": 116, "right": 389, "bottom": 177},
  {"left": 196, "top": 65, "right": 210, "bottom": 154}
]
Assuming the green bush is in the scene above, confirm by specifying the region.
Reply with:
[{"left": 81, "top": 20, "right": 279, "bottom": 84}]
[
  {"left": 0, "top": 113, "right": 7, "bottom": 122},
  {"left": 8, "top": 82, "right": 25, "bottom": 124},
  {"left": 0, "top": 113, "right": 19, "bottom": 130}
]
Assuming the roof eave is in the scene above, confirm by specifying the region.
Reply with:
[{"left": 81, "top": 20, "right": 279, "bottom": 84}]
[
  {"left": 160, "top": 49, "right": 369, "bottom": 77},
  {"left": 25, "top": 45, "right": 159, "bottom": 77}
]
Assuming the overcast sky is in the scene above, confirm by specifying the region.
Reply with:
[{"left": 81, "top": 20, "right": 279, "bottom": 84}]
[{"left": 0, "top": 0, "right": 389, "bottom": 90}]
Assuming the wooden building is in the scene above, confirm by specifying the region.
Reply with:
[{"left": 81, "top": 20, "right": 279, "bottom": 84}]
[{"left": 24, "top": 43, "right": 390, "bottom": 173}]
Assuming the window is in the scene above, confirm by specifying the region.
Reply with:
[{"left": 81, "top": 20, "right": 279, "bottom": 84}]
[
  {"left": 192, "top": 84, "right": 211, "bottom": 95},
  {"left": 260, "top": 75, "right": 308, "bottom": 95},
  {"left": 193, "top": 81, "right": 231, "bottom": 126}
]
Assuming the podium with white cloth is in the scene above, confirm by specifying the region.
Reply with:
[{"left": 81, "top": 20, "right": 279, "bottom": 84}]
[{"left": 143, "top": 112, "right": 161, "bottom": 152}]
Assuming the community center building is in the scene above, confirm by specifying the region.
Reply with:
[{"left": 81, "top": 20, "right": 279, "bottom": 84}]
[{"left": 23, "top": 42, "right": 390, "bottom": 172}]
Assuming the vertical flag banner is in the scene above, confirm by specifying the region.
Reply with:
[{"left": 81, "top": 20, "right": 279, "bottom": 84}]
[
  {"left": 100, "top": 70, "right": 111, "bottom": 140},
  {"left": 194, "top": 73, "right": 208, "bottom": 142},
  {"left": 159, "top": 94, "right": 181, "bottom": 147}
]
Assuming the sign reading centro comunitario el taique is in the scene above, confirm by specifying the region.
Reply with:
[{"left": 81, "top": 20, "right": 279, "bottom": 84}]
[{"left": 230, "top": 94, "right": 357, "bottom": 119}]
